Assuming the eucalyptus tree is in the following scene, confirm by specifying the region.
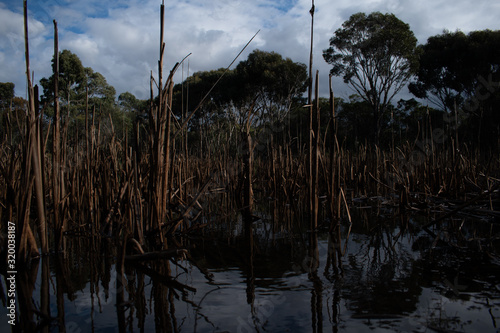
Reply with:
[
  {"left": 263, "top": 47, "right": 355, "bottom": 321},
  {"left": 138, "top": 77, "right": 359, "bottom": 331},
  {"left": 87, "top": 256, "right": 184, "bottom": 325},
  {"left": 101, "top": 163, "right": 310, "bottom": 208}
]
[
  {"left": 234, "top": 49, "right": 308, "bottom": 129},
  {"left": 171, "top": 50, "right": 307, "bottom": 216},
  {"left": 408, "top": 30, "right": 470, "bottom": 112},
  {"left": 233, "top": 50, "right": 307, "bottom": 216},
  {"left": 40, "top": 49, "right": 85, "bottom": 107},
  {"left": 410, "top": 29, "right": 500, "bottom": 151},
  {"left": 323, "top": 12, "right": 419, "bottom": 144},
  {"left": 40, "top": 50, "right": 125, "bottom": 140},
  {"left": 0, "top": 82, "right": 15, "bottom": 108},
  {"left": 171, "top": 50, "right": 307, "bottom": 151}
]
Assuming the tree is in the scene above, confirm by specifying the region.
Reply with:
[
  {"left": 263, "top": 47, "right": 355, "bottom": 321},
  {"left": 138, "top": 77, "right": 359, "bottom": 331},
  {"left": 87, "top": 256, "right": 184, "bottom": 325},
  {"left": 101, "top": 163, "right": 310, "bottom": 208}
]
[
  {"left": 80, "top": 67, "right": 116, "bottom": 108},
  {"left": 0, "top": 82, "right": 15, "bottom": 108},
  {"left": 335, "top": 95, "right": 375, "bottom": 147},
  {"left": 410, "top": 29, "right": 500, "bottom": 152},
  {"left": 410, "top": 29, "right": 500, "bottom": 111},
  {"left": 323, "top": 12, "right": 419, "bottom": 144},
  {"left": 118, "top": 92, "right": 148, "bottom": 113},
  {"left": 0, "top": 85, "right": 26, "bottom": 144},
  {"left": 171, "top": 50, "right": 307, "bottom": 150},
  {"left": 170, "top": 50, "right": 307, "bottom": 218},
  {"left": 395, "top": 98, "right": 444, "bottom": 143},
  {"left": 40, "top": 49, "right": 85, "bottom": 105},
  {"left": 172, "top": 68, "right": 236, "bottom": 132},
  {"left": 408, "top": 31, "right": 472, "bottom": 111},
  {"left": 234, "top": 49, "right": 308, "bottom": 127},
  {"left": 233, "top": 50, "right": 307, "bottom": 218}
]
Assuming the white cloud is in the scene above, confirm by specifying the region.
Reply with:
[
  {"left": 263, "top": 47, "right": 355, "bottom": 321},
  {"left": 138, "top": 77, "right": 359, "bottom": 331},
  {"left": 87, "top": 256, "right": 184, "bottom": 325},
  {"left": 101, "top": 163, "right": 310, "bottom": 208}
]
[
  {"left": 1, "top": 0, "right": 499, "bottom": 101},
  {"left": 63, "top": 33, "right": 99, "bottom": 62},
  {"left": 0, "top": 5, "right": 50, "bottom": 97}
]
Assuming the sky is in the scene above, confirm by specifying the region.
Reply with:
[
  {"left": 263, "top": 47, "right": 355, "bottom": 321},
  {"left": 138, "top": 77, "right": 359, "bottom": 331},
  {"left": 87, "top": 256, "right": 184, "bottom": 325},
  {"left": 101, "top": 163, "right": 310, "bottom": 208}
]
[{"left": 1, "top": 0, "right": 499, "bottom": 102}]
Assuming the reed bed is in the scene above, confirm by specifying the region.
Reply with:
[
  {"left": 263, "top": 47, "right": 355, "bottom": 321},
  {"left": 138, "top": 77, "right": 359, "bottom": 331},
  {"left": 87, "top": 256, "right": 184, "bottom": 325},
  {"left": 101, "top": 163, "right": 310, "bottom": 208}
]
[
  {"left": 0, "top": 1, "right": 498, "bottom": 267},
  {"left": 1, "top": 3, "right": 498, "bottom": 332}
]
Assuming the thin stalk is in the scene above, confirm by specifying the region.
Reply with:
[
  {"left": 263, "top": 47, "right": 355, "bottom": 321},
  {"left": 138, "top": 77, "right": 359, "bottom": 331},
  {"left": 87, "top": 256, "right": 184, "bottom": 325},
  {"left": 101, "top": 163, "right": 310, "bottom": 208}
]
[
  {"left": 312, "top": 70, "right": 320, "bottom": 229},
  {"left": 308, "top": 0, "right": 315, "bottom": 215},
  {"left": 53, "top": 19, "right": 61, "bottom": 252},
  {"left": 21, "top": 0, "right": 42, "bottom": 259},
  {"left": 329, "top": 74, "right": 336, "bottom": 217}
]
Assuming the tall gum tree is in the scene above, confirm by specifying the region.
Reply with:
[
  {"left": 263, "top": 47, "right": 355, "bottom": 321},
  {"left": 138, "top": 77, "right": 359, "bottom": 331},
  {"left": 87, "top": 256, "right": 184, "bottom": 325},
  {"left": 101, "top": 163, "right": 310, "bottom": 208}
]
[
  {"left": 409, "top": 29, "right": 500, "bottom": 152},
  {"left": 323, "top": 12, "right": 419, "bottom": 145},
  {"left": 233, "top": 50, "right": 307, "bottom": 221}
]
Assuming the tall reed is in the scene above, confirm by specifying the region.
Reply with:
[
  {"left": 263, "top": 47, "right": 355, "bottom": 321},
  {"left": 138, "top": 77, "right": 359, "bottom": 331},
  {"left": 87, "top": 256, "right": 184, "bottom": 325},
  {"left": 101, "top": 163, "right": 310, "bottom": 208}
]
[{"left": 4, "top": 0, "right": 498, "bottom": 266}]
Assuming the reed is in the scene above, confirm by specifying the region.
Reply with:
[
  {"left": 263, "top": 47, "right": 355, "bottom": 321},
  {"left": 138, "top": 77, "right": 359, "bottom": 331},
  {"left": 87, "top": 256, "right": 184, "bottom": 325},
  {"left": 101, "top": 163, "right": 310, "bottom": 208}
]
[
  {"left": 2, "top": 0, "right": 498, "bottom": 267},
  {"left": 307, "top": 0, "right": 315, "bottom": 222},
  {"left": 52, "top": 19, "right": 63, "bottom": 253},
  {"left": 19, "top": 0, "right": 46, "bottom": 260}
]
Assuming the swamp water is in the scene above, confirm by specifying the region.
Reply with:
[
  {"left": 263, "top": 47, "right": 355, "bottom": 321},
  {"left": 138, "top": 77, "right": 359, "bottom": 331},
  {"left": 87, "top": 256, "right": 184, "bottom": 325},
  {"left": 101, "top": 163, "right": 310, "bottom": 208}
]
[{"left": 2, "top": 206, "right": 500, "bottom": 332}]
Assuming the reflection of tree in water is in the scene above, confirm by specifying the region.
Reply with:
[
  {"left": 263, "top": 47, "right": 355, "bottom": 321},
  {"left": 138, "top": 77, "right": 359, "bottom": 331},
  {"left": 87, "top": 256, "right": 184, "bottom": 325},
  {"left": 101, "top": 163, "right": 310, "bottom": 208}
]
[
  {"left": 8, "top": 205, "right": 500, "bottom": 332},
  {"left": 341, "top": 212, "right": 422, "bottom": 318}
]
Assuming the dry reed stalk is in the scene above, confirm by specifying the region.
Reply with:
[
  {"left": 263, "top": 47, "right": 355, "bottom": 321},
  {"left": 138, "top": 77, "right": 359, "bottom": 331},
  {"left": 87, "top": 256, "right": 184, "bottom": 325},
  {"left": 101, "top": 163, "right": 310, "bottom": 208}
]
[
  {"left": 162, "top": 82, "right": 174, "bottom": 223},
  {"left": 145, "top": 1, "right": 167, "bottom": 245},
  {"left": 328, "top": 75, "right": 337, "bottom": 217},
  {"left": 242, "top": 106, "right": 254, "bottom": 224},
  {"left": 20, "top": 0, "right": 46, "bottom": 259},
  {"left": 17, "top": 173, "right": 38, "bottom": 260},
  {"left": 33, "top": 86, "right": 49, "bottom": 254},
  {"left": 311, "top": 70, "right": 320, "bottom": 229},
  {"left": 307, "top": 0, "right": 315, "bottom": 216}
]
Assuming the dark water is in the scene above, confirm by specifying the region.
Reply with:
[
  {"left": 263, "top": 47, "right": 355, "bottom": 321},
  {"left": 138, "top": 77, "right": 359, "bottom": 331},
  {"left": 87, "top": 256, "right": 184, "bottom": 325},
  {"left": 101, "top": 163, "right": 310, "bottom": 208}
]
[{"left": 2, "top": 208, "right": 500, "bottom": 332}]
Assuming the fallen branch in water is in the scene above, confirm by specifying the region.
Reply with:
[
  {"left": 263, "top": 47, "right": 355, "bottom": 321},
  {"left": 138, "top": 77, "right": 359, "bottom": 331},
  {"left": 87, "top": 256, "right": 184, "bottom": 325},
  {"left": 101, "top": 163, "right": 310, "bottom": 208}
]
[
  {"left": 423, "top": 181, "right": 500, "bottom": 232},
  {"left": 124, "top": 248, "right": 188, "bottom": 261},
  {"left": 130, "top": 261, "right": 196, "bottom": 293}
]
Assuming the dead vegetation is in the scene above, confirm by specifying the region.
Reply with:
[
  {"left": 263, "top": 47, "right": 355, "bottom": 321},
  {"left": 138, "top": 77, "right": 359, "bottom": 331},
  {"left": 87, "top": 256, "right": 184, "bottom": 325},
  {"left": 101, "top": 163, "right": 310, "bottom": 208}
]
[{"left": 0, "top": 1, "right": 498, "bottom": 273}]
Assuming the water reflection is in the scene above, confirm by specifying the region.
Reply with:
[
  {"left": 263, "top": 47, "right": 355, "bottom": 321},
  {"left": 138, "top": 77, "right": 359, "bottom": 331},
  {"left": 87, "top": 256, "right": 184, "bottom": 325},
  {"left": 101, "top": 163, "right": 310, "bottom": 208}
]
[{"left": 1, "top": 207, "right": 500, "bottom": 332}]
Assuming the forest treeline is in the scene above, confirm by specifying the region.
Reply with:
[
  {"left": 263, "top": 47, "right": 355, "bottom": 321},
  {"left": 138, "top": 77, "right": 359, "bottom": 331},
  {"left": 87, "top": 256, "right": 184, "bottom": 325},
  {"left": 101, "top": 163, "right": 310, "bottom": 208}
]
[
  {"left": 0, "top": 8, "right": 499, "bottom": 262},
  {"left": 2, "top": 30, "right": 500, "bottom": 154}
]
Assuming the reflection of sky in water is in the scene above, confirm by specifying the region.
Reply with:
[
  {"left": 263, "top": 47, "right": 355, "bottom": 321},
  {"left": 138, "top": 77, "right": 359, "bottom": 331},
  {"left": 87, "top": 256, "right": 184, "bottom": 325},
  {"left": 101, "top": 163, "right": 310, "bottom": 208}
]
[{"left": 1, "top": 218, "right": 500, "bottom": 332}]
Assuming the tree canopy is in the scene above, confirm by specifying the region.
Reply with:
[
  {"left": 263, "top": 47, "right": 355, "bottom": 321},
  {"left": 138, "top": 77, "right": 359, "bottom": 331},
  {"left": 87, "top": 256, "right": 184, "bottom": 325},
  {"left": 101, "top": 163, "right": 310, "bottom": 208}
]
[
  {"left": 409, "top": 29, "right": 500, "bottom": 112},
  {"left": 409, "top": 29, "right": 500, "bottom": 150},
  {"left": 40, "top": 49, "right": 116, "bottom": 108},
  {"left": 323, "top": 12, "right": 419, "bottom": 144},
  {"left": 0, "top": 82, "right": 15, "bottom": 108},
  {"left": 40, "top": 49, "right": 85, "bottom": 105},
  {"left": 172, "top": 50, "right": 307, "bottom": 131},
  {"left": 234, "top": 49, "right": 307, "bottom": 125}
]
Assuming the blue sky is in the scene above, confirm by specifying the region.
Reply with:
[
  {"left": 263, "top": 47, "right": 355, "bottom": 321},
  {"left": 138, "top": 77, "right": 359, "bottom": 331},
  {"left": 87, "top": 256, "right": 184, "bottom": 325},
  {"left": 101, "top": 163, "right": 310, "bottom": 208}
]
[{"left": 1, "top": 0, "right": 500, "bottom": 100}]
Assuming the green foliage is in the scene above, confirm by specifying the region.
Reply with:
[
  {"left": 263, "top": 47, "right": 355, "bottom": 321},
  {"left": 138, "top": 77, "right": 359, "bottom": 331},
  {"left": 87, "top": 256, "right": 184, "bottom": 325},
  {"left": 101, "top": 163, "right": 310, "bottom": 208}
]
[
  {"left": 171, "top": 50, "right": 308, "bottom": 153},
  {"left": 40, "top": 50, "right": 117, "bottom": 110},
  {"left": 118, "top": 92, "right": 148, "bottom": 113},
  {"left": 335, "top": 95, "right": 376, "bottom": 146},
  {"left": 0, "top": 96, "right": 27, "bottom": 145},
  {"left": 409, "top": 30, "right": 471, "bottom": 111},
  {"left": 37, "top": 50, "right": 138, "bottom": 144},
  {"left": 40, "top": 49, "right": 85, "bottom": 105},
  {"left": 173, "top": 50, "right": 307, "bottom": 128},
  {"left": 235, "top": 50, "right": 307, "bottom": 106},
  {"left": 323, "top": 12, "right": 419, "bottom": 143},
  {"left": 172, "top": 68, "right": 236, "bottom": 131},
  {"left": 395, "top": 98, "right": 444, "bottom": 141},
  {"left": 410, "top": 29, "right": 500, "bottom": 152},
  {"left": 234, "top": 50, "right": 307, "bottom": 126},
  {"left": 80, "top": 67, "right": 116, "bottom": 108},
  {"left": 410, "top": 29, "right": 500, "bottom": 111},
  {"left": 0, "top": 82, "right": 15, "bottom": 108},
  {"left": 0, "top": 83, "right": 25, "bottom": 146}
]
